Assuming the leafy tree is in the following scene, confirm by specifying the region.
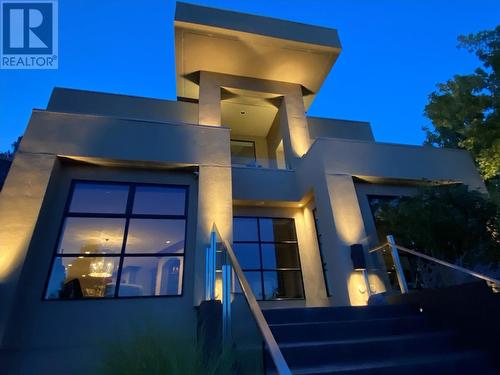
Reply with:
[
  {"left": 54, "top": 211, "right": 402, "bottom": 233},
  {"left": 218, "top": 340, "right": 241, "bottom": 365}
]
[
  {"left": 0, "top": 136, "right": 22, "bottom": 160},
  {"left": 374, "top": 184, "right": 500, "bottom": 268},
  {"left": 423, "top": 27, "right": 499, "bottom": 185}
]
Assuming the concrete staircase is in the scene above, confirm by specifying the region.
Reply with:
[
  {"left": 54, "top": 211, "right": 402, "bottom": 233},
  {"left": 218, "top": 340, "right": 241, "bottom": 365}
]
[{"left": 263, "top": 304, "right": 498, "bottom": 374}]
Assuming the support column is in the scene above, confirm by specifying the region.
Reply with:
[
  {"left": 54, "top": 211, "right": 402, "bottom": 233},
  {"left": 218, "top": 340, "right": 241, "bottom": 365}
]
[
  {"left": 0, "top": 152, "right": 58, "bottom": 344},
  {"left": 313, "top": 174, "right": 376, "bottom": 306},
  {"left": 281, "top": 85, "right": 312, "bottom": 164},
  {"left": 198, "top": 71, "right": 221, "bottom": 126},
  {"left": 193, "top": 165, "right": 233, "bottom": 306}
]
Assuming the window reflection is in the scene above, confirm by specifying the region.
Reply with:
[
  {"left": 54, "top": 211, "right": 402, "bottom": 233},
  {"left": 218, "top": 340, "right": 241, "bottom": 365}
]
[
  {"left": 261, "top": 243, "right": 300, "bottom": 269},
  {"left": 233, "top": 243, "right": 260, "bottom": 269},
  {"left": 69, "top": 183, "right": 129, "bottom": 214},
  {"left": 119, "top": 256, "right": 183, "bottom": 297},
  {"left": 233, "top": 217, "right": 258, "bottom": 242},
  {"left": 263, "top": 271, "right": 304, "bottom": 300},
  {"left": 46, "top": 256, "right": 118, "bottom": 299},
  {"left": 133, "top": 186, "right": 186, "bottom": 216},
  {"left": 233, "top": 217, "right": 304, "bottom": 300},
  {"left": 243, "top": 271, "right": 263, "bottom": 300},
  {"left": 125, "top": 219, "right": 185, "bottom": 254},
  {"left": 57, "top": 217, "right": 125, "bottom": 254},
  {"left": 259, "top": 218, "right": 296, "bottom": 242}
]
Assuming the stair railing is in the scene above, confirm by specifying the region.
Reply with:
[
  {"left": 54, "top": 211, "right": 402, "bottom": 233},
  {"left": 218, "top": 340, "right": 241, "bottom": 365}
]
[
  {"left": 205, "top": 223, "right": 292, "bottom": 375},
  {"left": 369, "top": 235, "right": 500, "bottom": 294}
]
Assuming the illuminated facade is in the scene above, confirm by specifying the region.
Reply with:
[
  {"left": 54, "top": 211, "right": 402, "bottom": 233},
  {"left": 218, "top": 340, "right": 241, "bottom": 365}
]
[{"left": 0, "top": 3, "right": 485, "bottom": 373}]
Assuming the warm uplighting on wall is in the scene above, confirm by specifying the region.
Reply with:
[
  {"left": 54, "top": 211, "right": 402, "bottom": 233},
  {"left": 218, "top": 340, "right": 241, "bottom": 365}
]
[
  {"left": 347, "top": 271, "right": 386, "bottom": 306},
  {"left": 215, "top": 276, "right": 222, "bottom": 301}
]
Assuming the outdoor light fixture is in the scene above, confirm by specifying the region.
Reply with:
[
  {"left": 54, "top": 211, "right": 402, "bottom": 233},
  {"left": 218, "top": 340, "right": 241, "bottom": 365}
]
[
  {"left": 89, "top": 258, "right": 113, "bottom": 278},
  {"left": 350, "top": 244, "right": 372, "bottom": 298},
  {"left": 350, "top": 244, "right": 366, "bottom": 271}
]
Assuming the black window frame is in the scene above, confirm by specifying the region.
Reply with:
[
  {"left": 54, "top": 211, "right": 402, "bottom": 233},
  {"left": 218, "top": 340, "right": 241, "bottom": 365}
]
[
  {"left": 43, "top": 180, "right": 189, "bottom": 301},
  {"left": 233, "top": 216, "right": 305, "bottom": 301}
]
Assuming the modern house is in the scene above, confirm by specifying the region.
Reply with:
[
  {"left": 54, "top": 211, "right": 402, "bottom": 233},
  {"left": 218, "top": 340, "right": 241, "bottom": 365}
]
[{"left": 0, "top": 3, "right": 496, "bottom": 374}]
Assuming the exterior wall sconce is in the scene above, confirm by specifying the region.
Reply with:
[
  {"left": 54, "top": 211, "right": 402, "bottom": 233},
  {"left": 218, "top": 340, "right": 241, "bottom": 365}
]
[{"left": 350, "top": 244, "right": 373, "bottom": 298}]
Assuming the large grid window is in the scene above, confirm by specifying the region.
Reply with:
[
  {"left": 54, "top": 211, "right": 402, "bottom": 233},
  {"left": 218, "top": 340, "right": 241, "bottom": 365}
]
[
  {"left": 45, "top": 181, "right": 188, "bottom": 299},
  {"left": 233, "top": 217, "right": 304, "bottom": 300}
]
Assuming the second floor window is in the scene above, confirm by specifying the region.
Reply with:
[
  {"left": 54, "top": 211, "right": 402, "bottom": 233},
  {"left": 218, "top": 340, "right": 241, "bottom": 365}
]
[{"left": 230, "top": 139, "right": 256, "bottom": 166}]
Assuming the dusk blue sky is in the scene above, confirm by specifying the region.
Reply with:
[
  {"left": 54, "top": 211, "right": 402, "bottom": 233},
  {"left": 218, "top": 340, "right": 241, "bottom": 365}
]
[{"left": 1, "top": 0, "right": 499, "bottom": 151}]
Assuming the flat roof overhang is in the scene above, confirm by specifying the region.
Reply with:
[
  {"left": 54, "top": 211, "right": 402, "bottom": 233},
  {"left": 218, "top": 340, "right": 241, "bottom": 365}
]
[{"left": 174, "top": 2, "right": 342, "bottom": 109}]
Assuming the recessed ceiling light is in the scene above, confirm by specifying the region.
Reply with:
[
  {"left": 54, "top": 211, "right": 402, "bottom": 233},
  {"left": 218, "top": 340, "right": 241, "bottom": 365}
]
[
  {"left": 68, "top": 264, "right": 72, "bottom": 267},
  {"left": 78, "top": 256, "right": 84, "bottom": 259},
  {"left": 165, "top": 240, "right": 171, "bottom": 244},
  {"left": 85, "top": 251, "right": 90, "bottom": 254}
]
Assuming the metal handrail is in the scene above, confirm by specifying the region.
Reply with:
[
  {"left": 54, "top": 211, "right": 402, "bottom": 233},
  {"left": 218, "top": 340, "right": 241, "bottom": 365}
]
[
  {"left": 392, "top": 243, "right": 500, "bottom": 285},
  {"left": 369, "top": 235, "right": 500, "bottom": 290},
  {"left": 213, "top": 225, "right": 292, "bottom": 375}
]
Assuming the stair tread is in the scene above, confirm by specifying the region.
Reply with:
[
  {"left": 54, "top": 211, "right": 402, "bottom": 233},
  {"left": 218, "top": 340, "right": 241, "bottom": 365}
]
[
  {"left": 263, "top": 304, "right": 420, "bottom": 324},
  {"left": 279, "top": 331, "right": 452, "bottom": 348},
  {"left": 289, "top": 350, "right": 489, "bottom": 374},
  {"left": 263, "top": 304, "right": 416, "bottom": 317},
  {"left": 269, "top": 314, "right": 425, "bottom": 328}
]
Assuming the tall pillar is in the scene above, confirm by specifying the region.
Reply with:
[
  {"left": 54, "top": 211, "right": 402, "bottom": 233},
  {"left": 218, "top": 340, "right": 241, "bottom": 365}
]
[
  {"left": 282, "top": 85, "right": 312, "bottom": 161},
  {"left": 193, "top": 165, "right": 233, "bottom": 305},
  {"left": 313, "top": 174, "right": 377, "bottom": 306},
  {"left": 198, "top": 71, "right": 221, "bottom": 126},
  {"left": 0, "top": 152, "right": 58, "bottom": 344}
]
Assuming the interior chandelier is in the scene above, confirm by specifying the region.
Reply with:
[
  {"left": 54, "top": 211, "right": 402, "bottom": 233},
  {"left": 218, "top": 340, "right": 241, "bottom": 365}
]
[{"left": 89, "top": 258, "right": 113, "bottom": 278}]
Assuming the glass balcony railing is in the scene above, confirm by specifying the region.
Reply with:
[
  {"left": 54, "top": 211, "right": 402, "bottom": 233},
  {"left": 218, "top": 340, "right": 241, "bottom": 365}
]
[
  {"left": 205, "top": 225, "right": 291, "bottom": 375},
  {"left": 369, "top": 235, "right": 500, "bottom": 295},
  {"left": 230, "top": 140, "right": 288, "bottom": 170}
]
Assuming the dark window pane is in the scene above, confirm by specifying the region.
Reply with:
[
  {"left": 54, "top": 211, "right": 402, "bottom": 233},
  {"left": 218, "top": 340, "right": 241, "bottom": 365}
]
[
  {"left": 69, "top": 183, "right": 129, "bottom": 214},
  {"left": 263, "top": 271, "right": 303, "bottom": 300},
  {"left": 259, "top": 218, "right": 296, "bottom": 242},
  {"left": 243, "top": 271, "right": 263, "bottom": 300},
  {"left": 57, "top": 217, "right": 125, "bottom": 254},
  {"left": 231, "top": 140, "right": 256, "bottom": 166},
  {"left": 262, "top": 243, "right": 300, "bottom": 269},
  {"left": 125, "top": 219, "right": 185, "bottom": 254},
  {"left": 367, "top": 195, "right": 401, "bottom": 243},
  {"left": 233, "top": 218, "right": 258, "bottom": 242},
  {"left": 46, "top": 256, "right": 119, "bottom": 299},
  {"left": 118, "top": 256, "right": 183, "bottom": 296},
  {"left": 233, "top": 243, "right": 260, "bottom": 269},
  {"left": 133, "top": 186, "right": 186, "bottom": 216}
]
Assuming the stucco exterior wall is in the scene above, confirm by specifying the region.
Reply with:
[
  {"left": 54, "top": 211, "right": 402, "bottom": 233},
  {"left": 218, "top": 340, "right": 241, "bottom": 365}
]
[
  {"left": 307, "top": 116, "right": 374, "bottom": 142},
  {"left": 1, "top": 163, "right": 200, "bottom": 375},
  {"left": 47, "top": 88, "right": 199, "bottom": 125},
  {"left": 21, "top": 110, "right": 230, "bottom": 166},
  {"left": 0, "top": 105, "right": 233, "bottom": 354},
  {"left": 0, "top": 152, "right": 58, "bottom": 343},
  {"left": 307, "top": 138, "right": 485, "bottom": 191}
]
